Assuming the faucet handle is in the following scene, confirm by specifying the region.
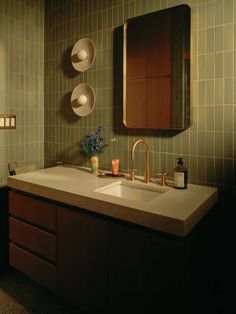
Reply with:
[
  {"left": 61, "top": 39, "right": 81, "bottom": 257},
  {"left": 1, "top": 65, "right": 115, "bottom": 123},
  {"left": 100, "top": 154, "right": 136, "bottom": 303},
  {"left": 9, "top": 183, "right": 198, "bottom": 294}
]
[
  {"left": 157, "top": 172, "right": 168, "bottom": 186},
  {"left": 127, "top": 168, "right": 138, "bottom": 181}
]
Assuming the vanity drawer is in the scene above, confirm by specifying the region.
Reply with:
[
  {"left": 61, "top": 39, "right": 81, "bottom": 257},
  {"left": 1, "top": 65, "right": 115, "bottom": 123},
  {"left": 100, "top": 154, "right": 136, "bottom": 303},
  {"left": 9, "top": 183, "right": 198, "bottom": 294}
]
[
  {"left": 9, "top": 217, "right": 56, "bottom": 263},
  {"left": 9, "top": 191, "right": 56, "bottom": 232},
  {"left": 9, "top": 243, "right": 56, "bottom": 292}
]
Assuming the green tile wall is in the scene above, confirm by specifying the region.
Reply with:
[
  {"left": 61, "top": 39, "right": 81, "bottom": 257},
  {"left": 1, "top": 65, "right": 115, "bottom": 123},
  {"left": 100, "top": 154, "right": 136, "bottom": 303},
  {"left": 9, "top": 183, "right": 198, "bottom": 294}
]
[
  {"left": 43, "top": 0, "right": 235, "bottom": 192},
  {"left": 0, "top": 0, "right": 44, "bottom": 186},
  {"left": 44, "top": 0, "right": 235, "bottom": 195}
]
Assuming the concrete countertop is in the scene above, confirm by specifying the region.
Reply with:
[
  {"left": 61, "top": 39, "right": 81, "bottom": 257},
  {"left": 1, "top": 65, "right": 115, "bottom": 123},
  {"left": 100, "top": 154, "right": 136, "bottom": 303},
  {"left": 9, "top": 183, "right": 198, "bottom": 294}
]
[{"left": 7, "top": 165, "right": 218, "bottom": 237}]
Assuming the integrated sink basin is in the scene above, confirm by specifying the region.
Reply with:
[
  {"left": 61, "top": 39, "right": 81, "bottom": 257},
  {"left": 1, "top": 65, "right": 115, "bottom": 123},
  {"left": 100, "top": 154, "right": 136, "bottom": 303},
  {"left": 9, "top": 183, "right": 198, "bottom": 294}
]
[{"left": 95, "top": 181, "right": 168, "bottom": 203}]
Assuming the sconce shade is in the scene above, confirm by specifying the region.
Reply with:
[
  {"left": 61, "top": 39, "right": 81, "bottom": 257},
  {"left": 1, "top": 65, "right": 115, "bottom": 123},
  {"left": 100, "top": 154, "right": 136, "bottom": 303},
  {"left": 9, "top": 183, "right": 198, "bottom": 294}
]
[
  {"left": 71, "top": 38, "right": 96, "bottom": 72},
  {"left": 71, "top": 83, "right": 96, "bottom": 116}
]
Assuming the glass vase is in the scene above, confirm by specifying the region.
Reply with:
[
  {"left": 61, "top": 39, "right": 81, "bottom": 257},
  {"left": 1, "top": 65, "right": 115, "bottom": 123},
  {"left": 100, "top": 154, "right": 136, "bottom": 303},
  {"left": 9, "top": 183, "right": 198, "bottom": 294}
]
[{"left": 90, "top": 155, "right": 99, "bottom": 175}]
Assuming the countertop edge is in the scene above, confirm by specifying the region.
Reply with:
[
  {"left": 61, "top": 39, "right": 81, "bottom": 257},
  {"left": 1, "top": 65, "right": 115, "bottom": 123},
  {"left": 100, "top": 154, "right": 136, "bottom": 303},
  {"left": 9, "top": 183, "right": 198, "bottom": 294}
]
[
  {"left": 183, "top": 189, "right": 219, "bottom": 236},
  {"left": 7, "top": 168, "right": 219, "bottom": 238}
]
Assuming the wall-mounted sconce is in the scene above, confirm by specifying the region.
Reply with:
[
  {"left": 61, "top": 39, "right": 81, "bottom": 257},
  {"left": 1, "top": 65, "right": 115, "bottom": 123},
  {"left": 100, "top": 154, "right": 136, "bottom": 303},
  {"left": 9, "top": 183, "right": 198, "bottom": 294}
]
[
  {"left": 71, "top": 83, "right": 96, "bottom": 116},
  {"left": 71, "top": 38, "right": 96, "bottom": 72},
  {"left": 0, "top": 114, "right": 16, "bottom": 129}
]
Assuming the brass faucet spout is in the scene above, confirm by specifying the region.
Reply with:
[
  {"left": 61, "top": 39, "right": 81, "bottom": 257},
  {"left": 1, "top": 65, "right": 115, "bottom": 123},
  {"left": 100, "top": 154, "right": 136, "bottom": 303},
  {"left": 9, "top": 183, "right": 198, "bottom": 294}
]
[{"left": 130, "top": 139, "right": 150, "bottom": 183}]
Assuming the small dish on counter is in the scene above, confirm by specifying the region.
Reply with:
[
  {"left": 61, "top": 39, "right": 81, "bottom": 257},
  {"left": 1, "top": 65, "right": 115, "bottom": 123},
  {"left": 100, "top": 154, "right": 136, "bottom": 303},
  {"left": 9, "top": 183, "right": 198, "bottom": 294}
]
[{"left": 98, "top": 172, "right": 125, "bottom": 178}]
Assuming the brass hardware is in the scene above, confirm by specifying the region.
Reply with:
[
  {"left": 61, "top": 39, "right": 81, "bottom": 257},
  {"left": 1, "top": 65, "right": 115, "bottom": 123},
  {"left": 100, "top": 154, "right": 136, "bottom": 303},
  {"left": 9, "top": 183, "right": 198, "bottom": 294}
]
[
  {"left": 157, "top": 172, "right": 168, "bottom": 186},
  {"left": 130, "top": 139, "right": 150, "bottom": 183},
  {"left": 127, "top": 168, "right": 138, "bottom": 181}
]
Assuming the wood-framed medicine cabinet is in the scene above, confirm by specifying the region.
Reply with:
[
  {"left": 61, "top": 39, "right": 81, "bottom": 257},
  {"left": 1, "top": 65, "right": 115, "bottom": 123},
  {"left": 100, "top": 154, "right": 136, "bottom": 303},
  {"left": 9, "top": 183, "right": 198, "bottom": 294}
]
[{"left": 123, "top": 4, "right": 191, "bottom": 130}]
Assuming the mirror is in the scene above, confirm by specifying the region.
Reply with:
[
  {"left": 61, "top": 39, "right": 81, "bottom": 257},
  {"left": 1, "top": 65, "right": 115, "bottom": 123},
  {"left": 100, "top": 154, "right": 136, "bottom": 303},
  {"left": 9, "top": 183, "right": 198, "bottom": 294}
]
[{"left": 123, "top": 5, "right": 191, "bottom": 130}]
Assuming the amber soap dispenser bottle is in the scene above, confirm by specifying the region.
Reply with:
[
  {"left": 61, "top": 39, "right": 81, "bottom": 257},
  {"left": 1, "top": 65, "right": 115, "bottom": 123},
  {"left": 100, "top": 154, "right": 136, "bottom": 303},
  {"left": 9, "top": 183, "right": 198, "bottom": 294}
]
[{"left": 173, "top": 157, "right": 187, "bottom": 189}]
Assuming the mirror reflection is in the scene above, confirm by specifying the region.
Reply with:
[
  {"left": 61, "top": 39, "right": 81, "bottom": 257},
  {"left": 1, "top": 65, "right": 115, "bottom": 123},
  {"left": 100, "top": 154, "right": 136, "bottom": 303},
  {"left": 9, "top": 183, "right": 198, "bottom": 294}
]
[{"left": 123, "top": 5, "right": 191, "bottom": 130}]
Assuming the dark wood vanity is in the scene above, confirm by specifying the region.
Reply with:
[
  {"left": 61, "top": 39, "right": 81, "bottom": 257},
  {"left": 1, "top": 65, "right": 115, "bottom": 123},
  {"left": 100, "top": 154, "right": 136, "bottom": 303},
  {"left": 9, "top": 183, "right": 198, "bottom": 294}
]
[
  {"left": 9, "top": 191, "right": 57, "bottom": 292},
  {"left": 9, "top": 189, "right": 218, "bottom": 314}
]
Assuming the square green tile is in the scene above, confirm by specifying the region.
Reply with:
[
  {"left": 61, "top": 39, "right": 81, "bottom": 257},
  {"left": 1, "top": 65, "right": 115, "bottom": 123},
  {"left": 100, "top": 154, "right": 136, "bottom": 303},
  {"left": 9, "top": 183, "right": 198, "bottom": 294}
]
[
  {"left": 197, "top": 107, "right": 206, "bottom": 131},
  {"left": 198, "top": 131, "right": 206, "bottom": 156},
  {"left": 224, "top": 51, "right": 234, "bottom": 77},
  {"left": 197, "top": 156, "right": 206, "bottom": 183},
  {"left": 206, "top": 2, "right": 215, "bottom": 28},
  {"left": 206, "top": 27, "right": 214, "bottom": 53},
  {"left": 215, "top": 79, "right": 224, "bottom": 105},
  {"left": 215, "top": 132, "right": 223, "bottom": 158},
  {"left": 215, "top": 26, "right": 223, "bottom": 52},
  {"left": 224, "top": 105, "right": 233, "bottom": 132},
  {"left": 206, "top": 106, "right": 215, "bottom": 131},
  {"left": 206, "top": 80, "right": 215, "bottom": 105},
  {"left": 206, "top": 157, "right": 215, "bottom": 183},
  {"left": 215, "top": 52, "right": 223, "bottom": 78},
  {"left": 224, "top": 132, "right": 233, "bottom": 159},
  {"left": 224, "top": 78, "right": 234, "bottom": 104},
  {"left": 189, "top": 155, "right": 198, "bottom": 183},
  {"left": 198, "top": 81, "right": 206, "bottom": 106},
  {"left": 198, "top": 29, "right": 206, "bottom": 55},
  {"left": 224, "top": 23, "right": 234, "bottom": 51},
  {"left": 224, "top": 159, "right": 234, "bottom": 185},
  {"left": 198, "top": 4, "right": 206, "bottom": 30},
  {"left": 206, "top": 131, "right": 215, "bottom": 157},
  {"left": 215, "top": 0, "right": 224, "bottom": 26}
]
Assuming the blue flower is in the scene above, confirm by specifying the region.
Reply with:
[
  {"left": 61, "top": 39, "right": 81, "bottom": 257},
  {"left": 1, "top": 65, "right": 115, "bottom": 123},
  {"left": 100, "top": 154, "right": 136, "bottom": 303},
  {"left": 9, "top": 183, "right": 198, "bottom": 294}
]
[
  {"left": 96, "top": 126, "right": 102, "bottom": 133},
  {"left": 80, "top": 126, "right": 107, "bottom": 158}
]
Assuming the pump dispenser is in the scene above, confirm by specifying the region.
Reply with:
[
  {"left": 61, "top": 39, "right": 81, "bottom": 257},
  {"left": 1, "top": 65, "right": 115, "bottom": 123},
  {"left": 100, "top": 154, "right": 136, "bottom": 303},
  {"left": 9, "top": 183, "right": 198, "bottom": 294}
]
[{"left": 173, "top": 157, "right": 187, "bottom": 189}]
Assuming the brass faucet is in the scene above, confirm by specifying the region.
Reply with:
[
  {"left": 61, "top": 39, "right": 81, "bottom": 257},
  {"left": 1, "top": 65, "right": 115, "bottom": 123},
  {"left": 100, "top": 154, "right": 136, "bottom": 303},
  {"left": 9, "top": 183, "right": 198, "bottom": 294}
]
[{"left": 130, "top": 139, "right": 150, "bottom": 183}]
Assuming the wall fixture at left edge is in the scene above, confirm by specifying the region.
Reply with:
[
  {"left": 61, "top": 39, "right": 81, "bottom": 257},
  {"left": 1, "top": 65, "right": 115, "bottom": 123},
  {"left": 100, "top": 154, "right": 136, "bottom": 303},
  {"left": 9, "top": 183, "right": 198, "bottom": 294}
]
[{"left": 0, "top": 115, "right": 16, "bottom": 129}]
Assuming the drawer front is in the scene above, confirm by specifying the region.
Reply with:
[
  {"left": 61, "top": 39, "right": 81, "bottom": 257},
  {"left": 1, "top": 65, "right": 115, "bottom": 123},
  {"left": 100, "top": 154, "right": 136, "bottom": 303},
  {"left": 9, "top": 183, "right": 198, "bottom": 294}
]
[
  {"left": 9, "top": 217, "right": 56, "bottom": 263},
  {"left": 9, "top": 243, "right": 56, "bottom": 292},
  {"left": 9, "top": 191, "right": 56, "bottom": 232}
]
